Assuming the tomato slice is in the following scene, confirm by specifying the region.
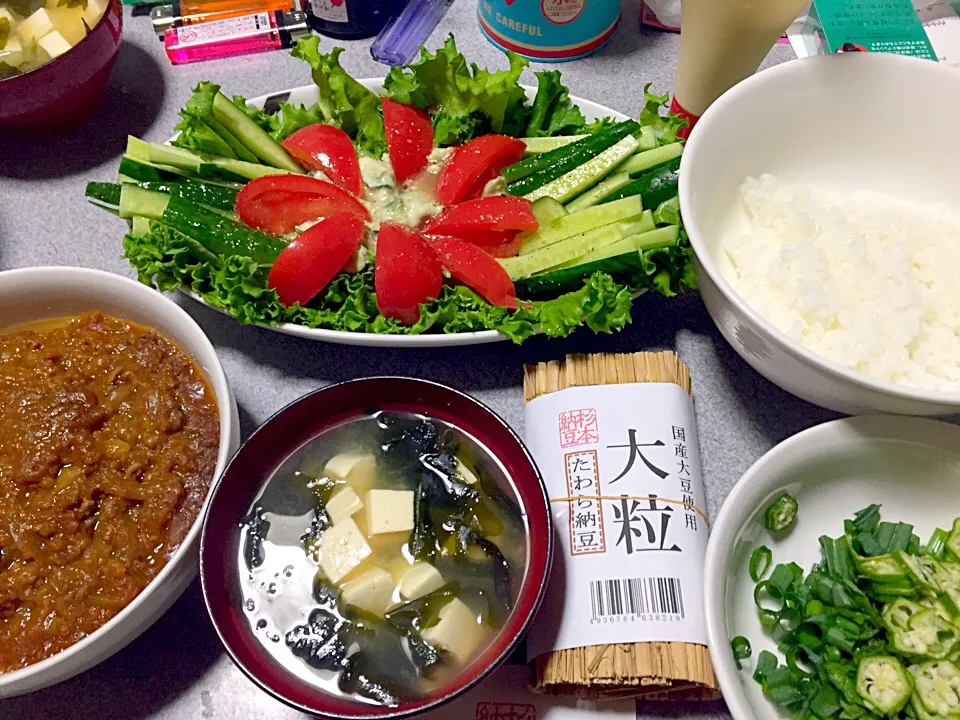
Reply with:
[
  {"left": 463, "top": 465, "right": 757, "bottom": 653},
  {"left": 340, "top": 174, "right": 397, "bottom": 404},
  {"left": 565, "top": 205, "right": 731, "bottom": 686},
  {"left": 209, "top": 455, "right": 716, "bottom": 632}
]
[
  {"left": 382, "top": 98, "right": 434, "bottom": 186},
  {"left": 435, "top": 135, "right": 526, "bottom": 206},
  {"left": 280, "top": 124, "right": 363, "bottom": 196},
  {"left": 473, "top": 231, "right": 523, "bottom": 259},
  {"left": 235, "top": 175, "right": 370, "bottom": 236},
  {"left": 422, "top": 196, "right": 538, "bottom": 244},
  {"left": 375, "top": 223, "right": 442, "bottom": 326},
  {"left": 267, "top": 214, "right": 365, "bottom": 307},
  {"left": 425, "top": 235, "right": 517, "bottom": 309}
]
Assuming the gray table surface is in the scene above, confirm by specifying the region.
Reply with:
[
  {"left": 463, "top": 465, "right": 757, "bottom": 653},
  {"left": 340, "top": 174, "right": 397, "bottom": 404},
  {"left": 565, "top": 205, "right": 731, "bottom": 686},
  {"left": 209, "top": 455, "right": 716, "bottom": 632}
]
[{"left": 0, "top": 2, "right": 806, "bottom": 717}]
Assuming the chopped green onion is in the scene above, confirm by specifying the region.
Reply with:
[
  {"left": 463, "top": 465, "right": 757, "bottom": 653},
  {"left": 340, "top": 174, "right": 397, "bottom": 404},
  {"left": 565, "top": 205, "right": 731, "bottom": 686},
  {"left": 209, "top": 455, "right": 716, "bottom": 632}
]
[
  {"left": 744, "top": 505, "right": 960, "bottom": 720},
  {"left": 779, "top": 607, "right": 802, "bottom": 633},
  {"left": 731, "top": 636, "right": 752, "bottom": 669},
  {"left": 764, "top": 493, "right": 799, "bottom": 533},
  {"left": 925, "top": 528, "right": 950, "bottom": 560},
  {"left": 758, "top": 609, "right": 779, "bottom": 628},
  {"left": 755, "top": 581, "right": 786, "bottom": 613},
  {"left": 810, "top": 685, "right": 842, "bottom": 717},
  {"left": 796, "top": 621, "right": 824, "bottom": 650},
  {"left": 750, "top": 545, "right": 773, "bottom": 582}
]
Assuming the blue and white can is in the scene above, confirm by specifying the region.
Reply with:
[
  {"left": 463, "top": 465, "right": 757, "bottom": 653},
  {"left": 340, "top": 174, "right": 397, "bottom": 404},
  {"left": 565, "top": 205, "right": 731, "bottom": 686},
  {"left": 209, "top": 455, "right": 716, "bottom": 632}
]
[{"left": 478, "top": 0, "right": 621, "bottom": 62}]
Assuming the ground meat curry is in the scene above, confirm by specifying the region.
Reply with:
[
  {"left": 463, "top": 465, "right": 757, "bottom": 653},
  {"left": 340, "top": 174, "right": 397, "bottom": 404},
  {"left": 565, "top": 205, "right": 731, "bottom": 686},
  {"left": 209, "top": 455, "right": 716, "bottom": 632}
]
[{"left": 0, "top": 312, "right": 220, "bottom": 672}]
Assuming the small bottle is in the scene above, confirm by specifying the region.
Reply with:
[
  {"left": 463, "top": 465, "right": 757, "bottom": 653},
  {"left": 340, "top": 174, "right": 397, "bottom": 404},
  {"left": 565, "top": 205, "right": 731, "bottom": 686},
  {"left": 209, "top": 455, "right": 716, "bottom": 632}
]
[
  {"left": 151, "top": 0, "right": 299, "bottom": 39},
  {"left": 303, "top": 0, "right": 404, "bottom": 40},
  {"left": 164, "top": 9, "right": 309, "bottom": 64}
]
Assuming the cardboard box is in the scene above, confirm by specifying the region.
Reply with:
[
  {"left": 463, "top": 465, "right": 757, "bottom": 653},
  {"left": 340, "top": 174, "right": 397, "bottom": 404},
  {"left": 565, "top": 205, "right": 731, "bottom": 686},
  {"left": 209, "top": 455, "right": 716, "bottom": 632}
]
[{"left": 811, "top": 0, "right": 938, "bottom": 58}]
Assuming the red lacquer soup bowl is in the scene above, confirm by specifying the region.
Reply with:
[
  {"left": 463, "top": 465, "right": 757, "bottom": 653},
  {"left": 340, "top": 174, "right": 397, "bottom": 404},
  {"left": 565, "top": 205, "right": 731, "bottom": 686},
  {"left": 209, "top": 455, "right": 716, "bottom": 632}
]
[
  {"left": 200, "top": 377, "right": 552, "bottom": 719},
  {"left": 0, "top": 0, "right": 122, "bottom": 132}
]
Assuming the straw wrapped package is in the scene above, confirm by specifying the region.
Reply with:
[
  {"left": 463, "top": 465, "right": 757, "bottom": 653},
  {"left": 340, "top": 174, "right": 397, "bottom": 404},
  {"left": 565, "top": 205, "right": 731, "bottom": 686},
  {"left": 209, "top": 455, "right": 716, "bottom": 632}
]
[{"left": 523, "top": 351, "right": 720, "bottom": 701}]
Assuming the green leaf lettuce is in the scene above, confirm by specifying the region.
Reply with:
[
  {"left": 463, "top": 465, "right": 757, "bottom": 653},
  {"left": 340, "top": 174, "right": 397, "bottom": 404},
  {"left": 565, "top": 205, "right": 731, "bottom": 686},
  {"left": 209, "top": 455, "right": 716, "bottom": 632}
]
[
  {"left": 639, "top": 83, "right": 689, "bottom": 146},
  {"left": 383, "top": 35, "right": 530, "bottom": 145},
  {"left": 122, "top": 221, "right": 670, "bottom": 344},
  {"left": 291, "top": 35, "right": 386, "bottom": 157},
  {"left": 524, "top": 70, "right": 587, "bottom": 138}
]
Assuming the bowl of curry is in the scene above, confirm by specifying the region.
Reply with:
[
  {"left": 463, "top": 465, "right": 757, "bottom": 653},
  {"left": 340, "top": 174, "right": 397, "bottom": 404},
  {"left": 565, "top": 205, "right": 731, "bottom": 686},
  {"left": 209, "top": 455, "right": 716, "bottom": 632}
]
[{"left": 0, "top": 266, "right": 240, "bottom": 697}]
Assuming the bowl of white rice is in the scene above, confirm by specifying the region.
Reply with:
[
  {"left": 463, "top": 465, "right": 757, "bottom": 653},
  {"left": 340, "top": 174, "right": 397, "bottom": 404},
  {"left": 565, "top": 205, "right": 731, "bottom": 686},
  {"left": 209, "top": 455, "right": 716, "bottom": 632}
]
[{"left": 680, "top": 52, "right": 960, "bottom": 416}]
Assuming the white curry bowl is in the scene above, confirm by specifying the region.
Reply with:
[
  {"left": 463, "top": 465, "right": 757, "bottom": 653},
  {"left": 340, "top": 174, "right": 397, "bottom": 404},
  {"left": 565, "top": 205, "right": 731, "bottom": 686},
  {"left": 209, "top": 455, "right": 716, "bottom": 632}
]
[
  {"left": 0, "top": 266, "right": 240, "bottom": 697},
  {"left": 704, "top": 415, "right": 960, "bottom": 720},
  {"left": 680, "top": 53, "right": 960, "bottom": 415}
]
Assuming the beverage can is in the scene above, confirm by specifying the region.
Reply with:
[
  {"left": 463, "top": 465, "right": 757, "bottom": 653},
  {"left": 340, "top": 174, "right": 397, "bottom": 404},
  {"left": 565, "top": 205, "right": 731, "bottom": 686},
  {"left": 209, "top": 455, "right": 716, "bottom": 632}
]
[{"left": 478, "top": 0, "right": 621, "bottom": 62}]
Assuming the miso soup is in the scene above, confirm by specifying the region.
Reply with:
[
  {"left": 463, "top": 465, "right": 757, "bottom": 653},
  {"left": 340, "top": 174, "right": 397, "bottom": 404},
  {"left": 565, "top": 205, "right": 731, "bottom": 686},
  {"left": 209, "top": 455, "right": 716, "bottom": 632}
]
[
  {"left": 0, "top": 0, "right": 109, "bottom": 78},
  {"left": 238, "top": 411, "right": 528, "bottom": 706}
]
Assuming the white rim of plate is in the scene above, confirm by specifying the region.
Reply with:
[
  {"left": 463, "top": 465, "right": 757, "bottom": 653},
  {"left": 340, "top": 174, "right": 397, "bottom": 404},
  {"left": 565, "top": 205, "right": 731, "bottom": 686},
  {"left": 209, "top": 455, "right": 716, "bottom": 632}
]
[{"left": 177, "top": 80, "right": 630, "bottom": 347}]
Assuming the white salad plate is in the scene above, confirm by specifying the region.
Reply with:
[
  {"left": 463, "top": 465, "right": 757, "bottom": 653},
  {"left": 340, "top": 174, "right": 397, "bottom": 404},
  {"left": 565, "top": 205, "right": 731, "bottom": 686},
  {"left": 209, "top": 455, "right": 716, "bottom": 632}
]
[
  {"left": 178, "top": 81, "right": 630, "bottom": 348},
  {"left": 703, "top": 415, "right": 960, "bottom": 720}
]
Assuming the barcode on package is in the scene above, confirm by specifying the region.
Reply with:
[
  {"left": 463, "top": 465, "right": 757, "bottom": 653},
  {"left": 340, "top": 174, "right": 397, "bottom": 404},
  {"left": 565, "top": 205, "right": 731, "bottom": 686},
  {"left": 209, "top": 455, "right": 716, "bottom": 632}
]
[{"left": 589, "top": 577, "right": 685, "bottom": 621}]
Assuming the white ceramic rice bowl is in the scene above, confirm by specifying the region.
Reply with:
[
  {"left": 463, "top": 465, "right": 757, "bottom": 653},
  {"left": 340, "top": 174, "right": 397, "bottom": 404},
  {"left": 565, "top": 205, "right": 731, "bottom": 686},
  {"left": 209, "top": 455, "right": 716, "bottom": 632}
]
[{"left": 680, "top": 53, "right": 960, "bottom": 415}]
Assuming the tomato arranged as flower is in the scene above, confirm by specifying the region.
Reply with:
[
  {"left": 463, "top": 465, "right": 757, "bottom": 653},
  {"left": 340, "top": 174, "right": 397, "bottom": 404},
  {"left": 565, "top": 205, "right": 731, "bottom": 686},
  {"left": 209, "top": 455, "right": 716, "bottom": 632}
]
[
  {"left": 233, "top": 98, "right": 542, "bottom": 318},
  {"left": 375, "top": 223, "right": 442, "bottom": 326},
  {"left": 382, "top": 98, "right": 435, "bottom": 186},
  {"left": 425, "top": 235, "right": 517, "bottom": 309},
  {"left": 235, "top": 175, "right": 370, "bottom": 236},
  {"left": 281, "top": 124, "right": 363, "bottom": 196},
  {"left": 422, "top": 195, "right": 537, "bottom": 244},
  {"left": 435, "top": 135, "right": 526, "bottom": 206},
  {"left": 267, "top": 214, "right": 366, "bottom": 306}
]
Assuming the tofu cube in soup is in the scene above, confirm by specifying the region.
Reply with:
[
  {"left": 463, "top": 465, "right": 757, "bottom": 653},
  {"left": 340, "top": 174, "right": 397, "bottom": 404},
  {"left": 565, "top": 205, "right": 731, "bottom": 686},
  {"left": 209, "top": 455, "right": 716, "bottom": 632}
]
[
  {"left": 365, "top": 489, "right": 414, "bottom": 535},
  {"left": 324, "top": 453, "right": 377, "bottom": 496},
  {"left": 326, "top": 487, "right": 363, "bottom": 524},
  {"left": 37, "top": 30, "right": 71, "bottom": 59},
  {"left": 317, "top": 517, "right": 372, "bottom": 584},
  {"left": 422, "top": 598, "right": 487, "bottom": 664},
  {"left": 16, "top": 8, "right": 54, "bottom": 43},
  {"left": 399, "top": 563, "right": 445, "bottom": 601},
  {"left": 340, "top": 568, "right": 396, "bottom": 616}
]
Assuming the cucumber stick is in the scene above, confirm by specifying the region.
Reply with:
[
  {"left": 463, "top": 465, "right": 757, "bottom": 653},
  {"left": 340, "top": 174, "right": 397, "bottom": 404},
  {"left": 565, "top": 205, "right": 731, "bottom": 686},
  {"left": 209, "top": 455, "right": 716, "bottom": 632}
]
[
  {"left": 637, "top": 126, "right": 657, "bottom": 152},
  {"left": 524, "top": 135, "right": 640, "bottom": 204},
  {"left": 504, "top": 120, "right": 639, "bottom": 190},
  {"left": 520, "top": 196, "right": 644, "bottom": 255},
  {"left": 514, "top": 252, "right": 647, "bottom": 298},
  {"left": 126, "top": 137, "right": 292, "bottom": 182},
  {"left": 211, "top": 93, "right": 302, "bottom": 173},
  {"left": 200, "top": 158, "right": 291, "bottom": 181},
  {"left": 617, "top": 142, "right": 682, "bottom": 177},
  {"left": 130, "top": 216, "right": 153, "bottom": 237},
  {"left": 565, "top": 172, "right": 632, "bottom": 213},
  {"left": 500, "top": 213, "right": 651, "bottom": 280},
  {"left": 522, "top": 135, "right": 586, "bottom": 156},
  {"left": 557, "top": 223, "right": 676, "bottom": 269},
  {"left": 119, "top": 185, "right": 170, "bottom": 220},
  {"left": 160, "top": 198, "right": 285, "bottom": 264},
  {"left": 530, "top": 197, "right": 568, "bottom": 226},
  {"left": 118, "top": 156, "right": 190, "bottom": 183},
  {"left": 602, "top": 156, "right": 681, "bottom": 209},
  {"left": 85, "top": 182, "right": 122, "bottom": 208},
  {"left": 128, "top": 136, "right": 202, "bottom": 174}
]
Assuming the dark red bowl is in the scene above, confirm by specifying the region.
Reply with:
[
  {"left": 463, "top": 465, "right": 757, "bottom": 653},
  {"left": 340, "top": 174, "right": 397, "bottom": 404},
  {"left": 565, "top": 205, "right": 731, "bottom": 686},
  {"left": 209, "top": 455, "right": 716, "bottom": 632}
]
[
  {"left": 0, "top": 0, "right": 122, "bottom": 133},
  {"left": 200, "top": 377, "right": 552, "bottom": 719}
]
